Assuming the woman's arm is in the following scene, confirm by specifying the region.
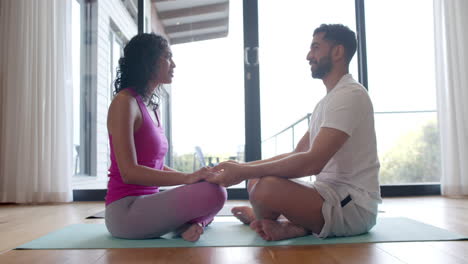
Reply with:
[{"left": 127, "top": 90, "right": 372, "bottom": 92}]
[
  {"left": 107, "top": 93, "right": 205, "bottom": 186},
  {"left": 163, "top": 166, "right": 178, "bottom": 172}
]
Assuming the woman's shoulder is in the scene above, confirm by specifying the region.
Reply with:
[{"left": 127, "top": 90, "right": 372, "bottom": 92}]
[
  {"left": 107, "top": 89, "right": 142, "bottom": 131},
  {"left": 109, "top": 89, "right": 139, "bottom": 114},
  {"left": 116, "top": 88, "right": 135, "bottom": 98},
  {"left": 113, "top": 89, "right": 138, "bottom": 104}
]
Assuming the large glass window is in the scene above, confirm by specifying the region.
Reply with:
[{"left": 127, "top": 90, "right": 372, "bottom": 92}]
[
  {"left": 258, "top": 0, "right": 357, "bottom": 182},
  {"left": 72, "top": 0, "right": 140, "bottom": 190},
  {"left": 72, "top": 0, "right": 441, "bottom": 199},
  {"left": 169, "top": 0, "right": 245, "bottom": 189},
  {"left": 72, "top": 0, "right": 81, "bottom": 176},
  {"left": 365, "top": 0, "right": 440, "bottom": 184}
]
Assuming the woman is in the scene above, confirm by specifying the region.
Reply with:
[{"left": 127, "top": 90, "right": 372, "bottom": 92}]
[{"left": 105, "top": 33, "right": 226, "bottom": 242}]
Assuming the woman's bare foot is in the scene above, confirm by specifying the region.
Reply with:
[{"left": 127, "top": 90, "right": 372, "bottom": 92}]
[
  {"left": 231, "top": 206, "right": 256, "bottom": 225},
  {"left": 250, "top": 219, "right": 308, "bottom": 241},
  {"left": 180, "top": 223, "right": 204, "bottom": 242}
]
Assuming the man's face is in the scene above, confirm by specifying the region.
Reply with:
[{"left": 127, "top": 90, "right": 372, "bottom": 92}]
[{"left": 306, "top": 32, "right": 333, "bottom": 79}]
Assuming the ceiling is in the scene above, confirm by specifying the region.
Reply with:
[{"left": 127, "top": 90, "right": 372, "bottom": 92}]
[{"left": 152, "top": 0, "right": 229, "bottom": 45}]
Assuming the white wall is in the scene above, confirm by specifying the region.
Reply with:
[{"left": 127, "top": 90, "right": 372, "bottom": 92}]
[{"left": 95, "top": 0, "right": 137, "bottom": 179}]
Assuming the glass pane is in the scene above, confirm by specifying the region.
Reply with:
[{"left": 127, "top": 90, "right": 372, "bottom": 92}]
[
  {"left": 365, "top": 0, "right": 440, "bottom": 184},
  {"left": 258, "top": 0, "right": 356, "bottom": 183},
  {"left": 73, "top": 0, "right": 142, "bottom": 189},
  {"left": 72, "top": 0, "right": 81, "bottom": 176},
  {"left": 259, "top": 0, "right": 357, "bottom": 153},
  {"left": 170, "top": 0, "right": 245, "bottom": 188},
  {"left": 365, "top": 0, "right": 436, "bottom": 112},
  {"left": 375, "top": 112, "right": 440, "bottom": 184}
]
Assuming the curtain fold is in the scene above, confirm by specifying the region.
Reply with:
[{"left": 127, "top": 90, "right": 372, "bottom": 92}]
[
  {"left": 434, "top": 0, "right": 468, "bottom": 196},
  {"left": 0, "top": 0, "right": 73, "bottom": 203}
]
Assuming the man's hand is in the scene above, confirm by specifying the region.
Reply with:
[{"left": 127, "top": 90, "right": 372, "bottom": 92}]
[{"left": 206, "top": 162, "right": 247, "bottom": 187}]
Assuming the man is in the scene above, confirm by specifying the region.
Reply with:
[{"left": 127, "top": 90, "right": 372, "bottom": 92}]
[{"left": 207, "top": 24, "right": 381, "bottom": 241}]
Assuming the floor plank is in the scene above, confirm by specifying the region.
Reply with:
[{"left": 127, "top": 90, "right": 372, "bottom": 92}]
[
  {"left": 1, "top": 196, "right": 468, "bottom": 263},
  {"left": 0, "top": 250, "right": 106, "bottom": 264},
  {"left": 376, "top": 241, "right": 468, "bottom": 264}
]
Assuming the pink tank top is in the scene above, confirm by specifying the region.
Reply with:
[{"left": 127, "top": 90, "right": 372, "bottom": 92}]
[{"left": 105, "top": 88, "right": 169, "bottom": 205}]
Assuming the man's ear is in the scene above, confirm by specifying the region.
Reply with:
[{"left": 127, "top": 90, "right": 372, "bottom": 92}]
[{"left": 332, "top": 44, "right": 345, "bottom": 62}]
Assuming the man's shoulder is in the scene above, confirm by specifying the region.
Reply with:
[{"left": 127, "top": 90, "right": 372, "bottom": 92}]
[
  {"left": 336, "top": 74, "right": 366, "bottom": 92},
  {"left": 331, "top": 83, "right": 368, "bottom": 101},
  {"left": 326, "top": 82, "right": 373, "bottom": 112}
]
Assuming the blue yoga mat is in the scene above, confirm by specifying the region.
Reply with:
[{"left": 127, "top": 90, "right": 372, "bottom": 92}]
[{"left": 17, "top": 217, "right": 467, "bottom": 249}]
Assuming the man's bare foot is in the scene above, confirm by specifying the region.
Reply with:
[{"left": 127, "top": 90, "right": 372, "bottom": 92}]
[
  {"left": 249, "top": 220, "right": 269, "bottom": 239},
  {"left": 231, "top": 206, "right": 256, "bottom": 225},
  {"left": 250, "top": 219, "right": 308, "bottom": 241},
  {"left": 180, "top": 223, "right": 204, "bottom": 242}
]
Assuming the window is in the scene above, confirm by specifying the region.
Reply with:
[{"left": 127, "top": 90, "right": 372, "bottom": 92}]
[
  {"left": 72, "top": 0, "right": 139, "bottom": 190},
  {"left": 258, "top": 0, "right": 357, "bottom": 183},
  {"left": 72, "top": 0, "right": 81, "bottom": 176},
  {"left": 169, "top": 0, "right": 245, "bottom": 189},
  {"left": 73, "top": 0, "right": 441, "bottom": 200},
  {"left": 365, "top": 0, "right": 440, "bottom": 184},
  {"left": 109, "top": 22, "right": 126, "bottom": 103}
]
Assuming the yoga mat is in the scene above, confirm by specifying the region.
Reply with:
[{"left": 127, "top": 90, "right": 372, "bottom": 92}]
[
  {"left": 86, "top": 206, "right": 234, "bottom": 219},
  {"left": 17, "top": 217, "right": 467, "bottom": 249},
  {"left": 86, "top": 210, "right": 105, "bottom": 219}
]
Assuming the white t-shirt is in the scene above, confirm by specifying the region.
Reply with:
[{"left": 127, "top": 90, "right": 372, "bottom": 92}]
[{"left": 309, "top": 74, "right": 381, "bottom": 199}]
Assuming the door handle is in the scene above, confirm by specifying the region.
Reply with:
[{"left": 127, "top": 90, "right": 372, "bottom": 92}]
[
  {"left": 244, "top": 47, "right": 259, "bottom": 66},
  {"left": 244, "top": 47, "right": 251, "bottom": 66}
]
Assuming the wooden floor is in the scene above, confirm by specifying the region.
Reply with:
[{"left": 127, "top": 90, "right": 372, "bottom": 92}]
[{"left": 1, "top": 196, "right": 468, "bottom": 263}]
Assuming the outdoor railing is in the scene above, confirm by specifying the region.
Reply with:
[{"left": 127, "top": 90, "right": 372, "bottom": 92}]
[
  {"left": 262, "top": 110, "right": 437, "bottom": 157},
  {"left": 261, "top": 110, "right": 438, "bottom": 183},
  {"left": 262, "top": 113, "right": 311, "bottom": 159}
]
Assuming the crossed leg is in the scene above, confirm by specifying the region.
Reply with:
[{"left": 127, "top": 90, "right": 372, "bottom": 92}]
[
  {"left": 231, "top": 178, "right": 259, "bottom": 224},
  {"left": 106, "top": 181, "right": 226, "bottom": 242},
  {"left": 232, "top": 176, "right": 324, "bottom": 241},
  {"left": 174, "top": 222, "right": 204, "bottom": 242}
]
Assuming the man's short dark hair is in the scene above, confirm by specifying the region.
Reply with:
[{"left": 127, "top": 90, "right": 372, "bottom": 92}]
[{"left": 313, "top": 24, "right": 357, "bottom": 64}]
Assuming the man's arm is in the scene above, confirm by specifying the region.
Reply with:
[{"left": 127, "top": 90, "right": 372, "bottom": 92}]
[
  {"left": 239, "top": 131, "right": 311, "bottom": 166},
  {"left": 208, "top": 128, "right": 348, "bottom": 187},
  {"left": 293, "top": 131, "right": 310, "bottom": 153},
  {"left": 248, "top": 128, "right": 348, "bottom": 178}
]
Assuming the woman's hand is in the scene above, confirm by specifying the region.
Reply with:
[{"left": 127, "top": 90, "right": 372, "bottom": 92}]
[
  {"left": 184, "top": 167, "right": 217, "bottom": 185},
  {"left": 205, "top": 162, "right": 248, "bottom": 187}
]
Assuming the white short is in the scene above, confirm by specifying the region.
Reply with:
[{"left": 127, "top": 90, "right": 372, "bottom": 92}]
[{"left": 312, "top": 180, "right": 379, "bottom": 238}]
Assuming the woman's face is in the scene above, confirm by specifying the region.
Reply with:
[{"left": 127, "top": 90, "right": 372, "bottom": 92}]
[{"left": 155, "top": 47, "right": 176, "bottom": 84}]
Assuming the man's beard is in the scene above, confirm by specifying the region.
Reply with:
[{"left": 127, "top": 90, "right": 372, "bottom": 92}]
[{"left": 311, "top": 55, "right": 332, "bottom": 79}]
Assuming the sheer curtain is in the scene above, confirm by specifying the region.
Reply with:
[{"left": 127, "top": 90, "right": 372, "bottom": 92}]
[
  {"left": 434, "top": 0, "right": 468, "bottom": 196},
  {"left": 0, "top": 0, "right": 73, "bottom": 203}
]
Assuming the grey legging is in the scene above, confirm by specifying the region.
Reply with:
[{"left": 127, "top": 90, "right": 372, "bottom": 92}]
[{"left": 105, "top": 181, "right": 227, "bottom": 239}]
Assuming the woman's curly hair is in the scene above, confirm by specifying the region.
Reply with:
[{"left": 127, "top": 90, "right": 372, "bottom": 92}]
[{"left": 114, "top": 33, "right": 169, "bottom": 111}]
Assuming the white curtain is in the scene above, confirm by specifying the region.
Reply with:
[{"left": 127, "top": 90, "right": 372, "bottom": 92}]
[
  {"left": 0, "top": 0, "right": 73, "bottom": 203},
  {"left": 434, "top": 0, "right": 468, "bottom": 196}
]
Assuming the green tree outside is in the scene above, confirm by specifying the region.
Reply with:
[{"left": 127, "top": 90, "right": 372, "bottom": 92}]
[
  {"left": 172, "top": 152, "right": 241, "bottom": 173},
  {"left": 379, "top": 120, "right": 441, "bottom": 184}
]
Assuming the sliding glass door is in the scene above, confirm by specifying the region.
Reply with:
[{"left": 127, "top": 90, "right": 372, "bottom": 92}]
[
  {"left": 258, "top": 0, "right": 357, "bottom": 183},
  {"left": 256, "top": 0, "right": 440, "bottom": 195},
  {"left": 169, "top": 0, "right": 246, "bottom": 190},
  {"left": 365, "top": 0, "right": 440, "bottom": 186},
  {"left": 73, "top": 0, "right": 441, "bottom": 200}
]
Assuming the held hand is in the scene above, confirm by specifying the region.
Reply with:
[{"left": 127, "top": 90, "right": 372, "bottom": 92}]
[
  {"left": 205, "top": 162, "right": 247, "bottom": 187},
  {"left": 185, "top": 167, "right": 216, "bottom": 185}
]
